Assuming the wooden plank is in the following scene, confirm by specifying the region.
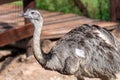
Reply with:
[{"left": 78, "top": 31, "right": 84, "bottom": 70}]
[
  {"left": 0, "top": 11, "right": 62, "bottom": 32},
  {"left": 94, "top": 21, "right": 118, "bottom": 29},
  {"left": 0, "top": 17, "right": 95, "bottom": 46},
  {"left": 0, "top": 5, "right": 20, "bottom": 12},
  {"left": 0, "top": 11, "right": 76, "bottom": 27},
  {"left": 44, "top": 15, "right": 85, "bottom": 25},
  {"left": 44, "top": 18, "right": 95, "bottom": 31},
  {"left": 41, "top": 22, "right": 118, "bottom": 40},
  {"left": 0, "top": 8, "right": 61, "bottom": 26},
  {"left": 43, "top": 12, "right": 63, "bottom": 18},
  {"left": 0, "top": 24, "right": 32, "bottom": 46},
  {"left": 0, "top": 14, "right": 118, "bottom": 47},
  {"left": 44, "top": 14, "right": 77, "bottom": 21}
]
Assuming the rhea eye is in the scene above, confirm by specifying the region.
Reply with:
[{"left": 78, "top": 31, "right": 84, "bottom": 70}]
[{"left": 31, "top": 12, "right": 34, "bottom": 14}]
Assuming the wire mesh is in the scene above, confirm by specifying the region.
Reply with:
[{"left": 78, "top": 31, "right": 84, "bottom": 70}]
[{"left": 0, "top": 0, "right": 24, "bottom": 32}]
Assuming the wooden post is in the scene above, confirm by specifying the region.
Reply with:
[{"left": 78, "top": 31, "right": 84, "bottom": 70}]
[
  {"left": 23, "top": 0, "right": 35, "bottom": 12},
  {"left": 21, "top": 0, "right": 36, "bottom": 57},
  {"left": 23, "top": 0, "right": 36, "bottom": 23},
  {"left": 110, "top": 0, "right": 120, "bottom": 21}
]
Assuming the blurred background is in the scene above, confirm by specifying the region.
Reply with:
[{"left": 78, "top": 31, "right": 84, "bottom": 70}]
[{"left": 16, "top": 0, "right": 110, "bottom": 20}]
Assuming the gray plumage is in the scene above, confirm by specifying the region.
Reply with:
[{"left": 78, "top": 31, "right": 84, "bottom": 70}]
[{"left": 21, "top": 9, "right": 120, "bottom": 80}]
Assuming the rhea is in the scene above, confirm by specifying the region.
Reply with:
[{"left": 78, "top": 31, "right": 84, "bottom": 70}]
[{"left": 20, "top": 9, "right": 120, "bottom": 80}]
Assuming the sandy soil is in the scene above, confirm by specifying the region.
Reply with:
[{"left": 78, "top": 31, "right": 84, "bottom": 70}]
[{"left": 0, "top": 47, "right": 120, "bottom": 80}]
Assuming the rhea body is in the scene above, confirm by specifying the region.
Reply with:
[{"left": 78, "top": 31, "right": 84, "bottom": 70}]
[{"left": 21, "top": 9, "right": 120, "bottom": 80}]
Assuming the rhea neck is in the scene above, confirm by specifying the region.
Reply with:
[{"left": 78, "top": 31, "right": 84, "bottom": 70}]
[{"left": 31, "top": 18, "right": 46, "bottom": 66}]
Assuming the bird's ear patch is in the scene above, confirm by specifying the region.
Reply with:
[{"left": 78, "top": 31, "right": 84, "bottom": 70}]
[{"left": 75, "top": 48, "right": 85, "bottom": 58}]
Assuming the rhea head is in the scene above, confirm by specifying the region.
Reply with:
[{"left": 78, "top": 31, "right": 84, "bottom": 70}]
[{"left": 20, "top": 9, "right": 43, "bottom": 25}]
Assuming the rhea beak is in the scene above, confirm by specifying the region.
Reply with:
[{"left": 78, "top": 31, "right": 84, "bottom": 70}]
[
  {"left": 19, "top": 13, "right": 25, "bottom": 17},
  {"left": 19, "top": 13, "right": 29, "bottom": 18}
]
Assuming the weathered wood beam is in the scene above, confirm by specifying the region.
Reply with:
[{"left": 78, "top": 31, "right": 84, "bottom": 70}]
[
  {"left": 0, "top": 19, "right": 118, "bottom": 47},
  {"left": 23, "top": 0, "right": 36, "bottom": 23},
  {"left": 0, "top": 16, "right": 93, "bottom": 46}
]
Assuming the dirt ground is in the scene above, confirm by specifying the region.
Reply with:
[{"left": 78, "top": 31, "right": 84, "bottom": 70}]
[{"left": 0, "top": 48, "right": 120, "bottom": 80}]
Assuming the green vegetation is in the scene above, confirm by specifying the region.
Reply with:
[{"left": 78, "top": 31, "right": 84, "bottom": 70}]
[
  {"left": 82, "top": 0, "right": 110, "bottom": 20},
  {"left": 36, "top": 0, "right": 110, "bottom": 21},
  {"left": 36, "top": 0, "right": 81, "bottom": 14}
]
